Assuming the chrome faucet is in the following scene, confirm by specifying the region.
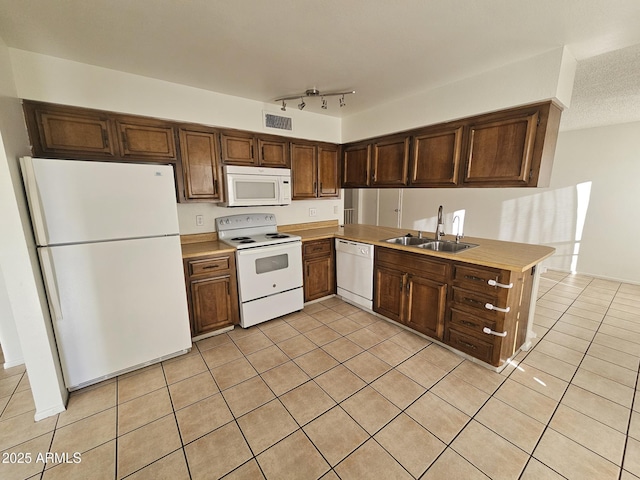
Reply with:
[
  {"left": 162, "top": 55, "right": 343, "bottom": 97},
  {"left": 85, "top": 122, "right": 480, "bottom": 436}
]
[
  {"left": 435, "top": 205, "right": 444, "bottom": 241},
  {"left": 452, "top": 215, "right": 464, "bottom": 243}
]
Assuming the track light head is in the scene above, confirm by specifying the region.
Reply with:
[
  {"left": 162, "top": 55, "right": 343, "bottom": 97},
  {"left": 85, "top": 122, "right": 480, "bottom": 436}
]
[
  {"left": 275, "top": 89, "right": 354, "bottom": 111},
  {"left": 298, "top": 98, "right": 306, "bottom": 110},
  {"left": 339, "top": 95, "right": 346, "bottom": 107},
  {"left": 281, "top": 100, "right": 286, "bottom": 111},
  {"left": 321, "top": 98, "right": 327, "bottom": 109}
]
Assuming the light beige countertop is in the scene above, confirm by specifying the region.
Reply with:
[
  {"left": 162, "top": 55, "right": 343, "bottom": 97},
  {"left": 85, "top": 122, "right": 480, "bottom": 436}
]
[{"left": 182, "top": 221, "right": 555, "bottom": 272}]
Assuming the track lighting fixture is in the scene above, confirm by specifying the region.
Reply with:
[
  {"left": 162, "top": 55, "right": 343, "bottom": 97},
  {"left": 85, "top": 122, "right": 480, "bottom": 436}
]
[{"left": 275, "top": 88, "right": 355, "bottom": 111}]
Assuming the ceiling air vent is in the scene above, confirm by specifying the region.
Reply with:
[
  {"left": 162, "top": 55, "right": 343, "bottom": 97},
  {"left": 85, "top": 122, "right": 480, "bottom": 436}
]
[{"left": 263, "top": 112, "right": 292, "bottom": 131}]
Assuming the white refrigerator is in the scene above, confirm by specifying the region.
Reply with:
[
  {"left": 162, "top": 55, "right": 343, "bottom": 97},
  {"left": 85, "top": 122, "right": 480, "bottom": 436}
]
[{"left": 21, "top": 157, "right": 192, "bottom": 390}]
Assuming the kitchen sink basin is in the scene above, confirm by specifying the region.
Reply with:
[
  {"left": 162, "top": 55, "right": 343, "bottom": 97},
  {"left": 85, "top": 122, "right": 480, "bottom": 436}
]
[
  {"left": 384, "top": 236, "right": 432, "bottom": 246},
  {"left": 417, "top": 240, "right": 478, "bottom": 253}
]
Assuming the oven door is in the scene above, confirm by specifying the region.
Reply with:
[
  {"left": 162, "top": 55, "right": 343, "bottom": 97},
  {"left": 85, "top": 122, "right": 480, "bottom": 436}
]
[{"left": 235, "top": 242, "right": 303, "bottom": 302}]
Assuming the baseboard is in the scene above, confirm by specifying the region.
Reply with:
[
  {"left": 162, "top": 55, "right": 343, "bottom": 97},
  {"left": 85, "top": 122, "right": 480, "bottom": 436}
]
[
  {"left": 547, "top": 268, "right": 640, "bottom": 286},
  {"left": 3, "top": 358, "right": 25, "bottom": 369},
  {"left": 34, "top": 402, "right": 66, "bottom": 421}
]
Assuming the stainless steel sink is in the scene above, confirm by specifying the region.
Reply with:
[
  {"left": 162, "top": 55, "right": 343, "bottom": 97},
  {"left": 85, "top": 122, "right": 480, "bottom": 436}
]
[
  {"left": 384, "top": 236, "right": 432, "bottom": 246},
  {"left": 417, "top": 240, "right": 478, "bottom": 253}
]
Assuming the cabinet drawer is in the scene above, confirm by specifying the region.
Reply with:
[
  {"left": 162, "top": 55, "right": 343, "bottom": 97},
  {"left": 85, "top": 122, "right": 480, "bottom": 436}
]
[
  {"left": 445, "top": 326, "right": 494, "bottom": 364},
  {"left": 376, "top": 247, "right": 449, "bottom": 281},
  {"left": 449, "top": 308, "right": 496, "bottom": 332},
  {"left": 453, "top": 264, "right": 512, "bottom": 297},
  {"left": 188, "top": 257, "right": 230, "bottom": 276},
  {"left": 303, "top": 239, "right": 332, "bottom": 258},
  {"left": 451, "top": 286, "right": 507, "bottom": 320}
]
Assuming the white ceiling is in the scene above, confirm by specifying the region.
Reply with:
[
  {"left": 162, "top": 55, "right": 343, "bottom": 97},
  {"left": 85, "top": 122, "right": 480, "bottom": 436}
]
[{"left": 1, "top": 0, "right": 639, "bottom": 130}]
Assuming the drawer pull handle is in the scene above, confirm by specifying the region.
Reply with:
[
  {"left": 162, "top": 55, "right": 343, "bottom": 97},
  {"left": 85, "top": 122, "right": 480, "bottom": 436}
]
[
  {"left": 460, "top": 320, "right": 476, "bottom": 327},
  {"left": 488, "top": 279, "right": 513, "bottom": 289},
  {"left": 483, "top": 327, "right": 508, "bottom": 337},
  {"left": 464, "top": 297, "right": 484, "bottom": 306},
  {"left": 464, "top": 275, "right": 485, "bottom": 282},
  {"left": 202, "top": 264, "right": 222, "bottom": 270},
  {"left": 485, "top": 303, "right": 510, "bottom": 313},
  {"left": 458, "top": 340, "right": 477, "bottom": 350}
]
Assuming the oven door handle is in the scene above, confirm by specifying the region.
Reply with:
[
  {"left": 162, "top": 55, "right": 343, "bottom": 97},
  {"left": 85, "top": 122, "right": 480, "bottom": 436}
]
[{"left": 236, "top": 241, "right": 301, "bottom": 257}]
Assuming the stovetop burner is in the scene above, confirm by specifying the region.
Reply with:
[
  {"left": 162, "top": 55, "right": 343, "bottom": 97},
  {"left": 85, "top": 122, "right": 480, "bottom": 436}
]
[
  {"left": 239, "top": 239, "right": 256, "bottom": 244},
  {"left": 266, "top": 234, "right": 289, "bottom": 239},
  {"left": 232, "top": 236, "right": 252, "bottom": 241}
]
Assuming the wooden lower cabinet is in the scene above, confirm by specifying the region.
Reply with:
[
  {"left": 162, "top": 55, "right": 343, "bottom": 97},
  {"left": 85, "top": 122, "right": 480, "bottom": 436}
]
[
  {"left": 184, "top": 253, "right": 239, "bottom": 337},
  {"left": 302, "top": 238, "right": 335, "bottom": 302},
  {"left": 373, "top": 247, "right": 449, "bottom": 340}
]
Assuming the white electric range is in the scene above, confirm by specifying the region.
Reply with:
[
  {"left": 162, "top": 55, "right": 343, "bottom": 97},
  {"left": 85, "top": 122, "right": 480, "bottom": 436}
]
[{"left": 216, "top": 213, "right": 303, "bottom": 328}]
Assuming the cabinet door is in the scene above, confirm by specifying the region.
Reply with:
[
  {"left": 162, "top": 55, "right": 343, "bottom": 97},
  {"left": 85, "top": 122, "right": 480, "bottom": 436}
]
[
  {"left": 463, "top": 112, "right": 538, "bottom": 186},
  {"left": 116, "top": 121, "right": 178, "bottom": 161},
  {"left": 258, "top": 138, "right": 290, "bottom": 167},
  {"left": 190, "top": 275, "right": 235, "bottom": 335},
  {"left": 405, "top": 275, "right": 447, "bottom": 339},
  {"left": 291, "top": 143, "right": 318, "bottom": 199},
  {"left": 318, "top": 145, "right": 340, "bottom": 197},
  {"left": 411, "top": 126, "right": 463, "bottom": 186},
  {"left": 25, "top": 103, "right": 116, "bottom": 158},
  {"left": 220, "top": 132, "right": 256, "bottom": 165},
  {"left": 179, "top": 129, "right": 221, "bottom": 201},
  {"left": 342, "top": 143, "right": 371, "bottom": 187},
  {"left": 304, "top": 256, "right": 335, "bottom": 302},
  {"left": 372, "top": 136, "right": 410, "bottom": 187},
  {"left": 373, "top": 266, "right": 405, "bottom": 324}
]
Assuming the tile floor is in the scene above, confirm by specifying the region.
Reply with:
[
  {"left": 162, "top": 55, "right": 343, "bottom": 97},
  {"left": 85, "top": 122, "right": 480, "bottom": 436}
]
[{"left": 1, "top": 270, "right": 640, "bottom": 479}]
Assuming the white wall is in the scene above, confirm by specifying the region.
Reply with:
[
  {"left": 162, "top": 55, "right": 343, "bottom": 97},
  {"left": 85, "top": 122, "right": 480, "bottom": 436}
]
[
  {"left": 8, "top": 49, "right": 345, "bottom": 232},
  {"left": 0, "top": 40, "right": 67, "bottom": 419},
  {"left": 362, "top": 121, "right": 640, "bottom": 284}
]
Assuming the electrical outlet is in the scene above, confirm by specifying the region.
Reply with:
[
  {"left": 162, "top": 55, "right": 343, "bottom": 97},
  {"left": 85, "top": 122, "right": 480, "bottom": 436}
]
[
  {"left": 333, "top": 206, "right": 338, "bottom": 214},
  {"left": 309, "top": 208, "right": 317, "bottom": 217},
  {"left": 196, "top": 215, "right": 204, "bottom": 226}
]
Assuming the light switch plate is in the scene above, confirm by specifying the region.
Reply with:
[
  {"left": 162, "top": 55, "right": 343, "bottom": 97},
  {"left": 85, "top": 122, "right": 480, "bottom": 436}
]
[
  {"left": 309, "top": 208, "right": 317, "bottom": 217},
  {"left": 196, "top": 215, "right": 204, "bottom": 226}
]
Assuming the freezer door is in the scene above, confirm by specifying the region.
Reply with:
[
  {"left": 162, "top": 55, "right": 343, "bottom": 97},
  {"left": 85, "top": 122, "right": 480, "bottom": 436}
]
[
  {"left": 21, "top": 157, "right": 179, "bottom": 246},
  {"left": 39, "top": 235, "right": 191, "bottom": 389}
]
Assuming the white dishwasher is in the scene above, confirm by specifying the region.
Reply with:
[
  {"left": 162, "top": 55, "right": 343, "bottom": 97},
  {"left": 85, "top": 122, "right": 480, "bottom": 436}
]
[{"left": 335, "top": 239, "right": 374, "bottom": 310}]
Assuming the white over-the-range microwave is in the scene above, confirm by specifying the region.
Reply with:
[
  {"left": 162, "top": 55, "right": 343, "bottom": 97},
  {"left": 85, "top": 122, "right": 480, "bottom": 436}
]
[{"left": 219, "top": 165, "right": 292, "bottom": 207}]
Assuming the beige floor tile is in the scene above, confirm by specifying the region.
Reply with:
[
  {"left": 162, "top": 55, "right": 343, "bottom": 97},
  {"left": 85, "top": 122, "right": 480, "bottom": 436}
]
[
  {"left": 520, "top": 458, "right": 565, "bottom": 479},
  {"left": 396, "top": 355, "right": 448, "bottom": 389},
  {"left": 587, "top": 343, "right": 640, "bottom": 371},
  {"left": 559, "top": 312, "right": 602, "bottom": 331},
  {"left": 475, "top": 398, "right": 545, "bottom": 453},
  {"left": 452, "top": 420, "right": 529, "bottom": 480},
  {"left": 600, "top": 324, "right": 640, "bottom": 345},
  {"left": 367, "top": 319, "right": 403, "bottom": 339},
  {"left": 258, "top": 317, "right": 289, "bottom": 331},
  {"left": 185, "top": 422, "right": 253, "bottom": 480},
  {"left": 222, "top": 376, "right": 275, "bottom": 418},
  {"left": 522, "top": 350, "right": 577, "bottom": 382},
  {"left": 334, "top": 438, "right": 412, "bottom": 480},
  {"left": 0, "top": 431, "right": 52, "bottom": 480},
  {"left": 257, "top": 429, "right": 329, "bottom": 480},
  {"left": 279, "top": 381, "right": 336, "bottom": 426},
  {"left": 347, "top": 310, "right": 379, "bottom": 327},
  {"left": 550, "top": 404, "right": 626, "bottom": 465},
  {"left": 304, "top": 406, "right": 368, "bottom": 466},
  {"left": 535, "top": 306, "right": 564, "bottom": 321},
  {"left": 629, "top": 412, "right": 640, "bottom": 441},
  {"left": 201, "top": 342, "right": 244, "bottom": 369},
  {"left": 625, "top": 437, "right": 640, "bottom": 477},
  {"left": 552, "top": 321, "right": 597, "bottom": 341},
  {"left": 534, "top": 313, "right": 557, "bottom": 328},
  {"left": 608, "top": 308, "right": 640, "bottom": 323},
  {"left": 544, "top": 330, "right": 591, "bottom": 353},
  {"left": 534, "top": 428, "right": 620, "bottom": 479},
  {"left": 262, "top": 323, "right": 299, "bottom": 343},
  {"left": 0, "top": 374, "right": 21, "bottom": 398},
  {"left": 228, "top": 325, "right": 262, "bottom": 340},
  {"left": 117, "top": 366, "right": 166, "bottom": 404},
  {"left": 510, "top": 363, "right": 569, "bottom": 401},
  {"left": 0, "top": 409, "right": 58, "bottom": 451},
  {"left": 346, "top": 327, "right": 385, "bottom": 349},
  {"left": 371, "top": 369, "right": 426, "bottom": 409},
  {"left": 246, "top": 345, "right": 292, "bottom": 373},
  {"left": 117, "top": 414, "right": 181, "bottom": 478},
  {"left": 330, "top": 302, "right": 361, "bottom": 317},
  {"left": 417, "top": 344, "right": 464, "bottom": 372},
  {"left": 311, "top": 308, "right": 343, "bottom": 324},
  {"left": 540, "top": 293, "right": 575, "bottom": 306},
  {"left": 406, "top": 391, "right": 470, "bottom": 444},
  {"left": 233, "top": 331, "right": 274, "bottom": 355},
  {"left": 162, "top": 353, "right": 207, "bottom": 385},
  {"left": 126, "top": 450, "right": 189, "bottom": 479},
  {"left": 538, "top": 298, "right": 572, "bottom": 312},
  {"left": 451, "top": 360, "right": 505, "bottom": 394},
  {"left": 118, "top": 388, "right": 172, "bottom": 435},
  {"left": 305, "top": 325, "right": 343, "bottom": 346},
  {"left": 572, "top": 368, "right": 634, "bottom": 408},
  {"left": 0, "top": 388, "right": 35, "bottom": 419},
  {"left": 594, "top": 332, "right": 640, "bottom": 356},
  {"left": 223, "top": 459, "right": 265, "bottom": 479},
  {"left": 260, "top": 361, "right": 309, "bottom": 396},
  {"left": 50, "top": 407, "right": 115, "bottom": 455},
  {"left": 195, "top": 332, "right": 231, "bottom": 352},
  {"left": 328, "top": 317, "right": 362, "bottom": 336},
  {"left": 286, "top": 314, "right": 323, "bottom": 333},
  {"left": 42, "top": 440, "right": 115, "bottom": 480},
  {"left": 565, "top": 305, "right": 606, "bottom": 322},
  {"left": 431, "top": 374, "right": 490, "bottom": 416},
  {"left": 387, "top": 329, "right": 432, "bottom": 353},
  {"left": 321, "top": 337, "right": 364, "bottom": 363},
  {"left": 494, "top": 379, "right": 558, "bottom": 424},
  {"left": 341, "top": 386, "right": 401, "bottom": 435},
  {"left": 368, "top": 339, "right": 413, "bottom": 366},
  {"left": 294, "top": 349, "right": 339, "bottom": 377},
  {"left": 237, "top": 399, "right": 298, "bottom": 455},
  {"left": 581, "top": 355, "right": 637, "bottom": 388},
  {"left": 175, "top": 392, "right": 233, "bottom": 444},
  {"left": 604, "top": 316, "right": 640, "bottom": 334},
  {"left": 375, "top": 413, "right": 445, "bottom": 478},
  {"left": 211, "top": 357, "right": 258, "bottom": 390},
  {"left": 319, "top": 470, "right": 340, "bottom": 480},
  {"left": 534, "top": 339, "right": 585, "bottom": 366},
  {"left": 343, "top": 351, "right": 391, "bottom": 383},
  {"left": 561, "top": 385, "right": 630, "bottom": 433},
  {"left": 422, "top": 448, "right": 490, "bottom": 480},
  {"left": 168, "top": 371, "right": 218, "bottom": 410},
  {"left": 0, "top": 364, "right": 26, "bottom": 381},
  {"left": 277, "top": 334, "right": 317, "bottom": 359},
  {"left": 315, "top": 365, "right": 366, "bottom": 402}
]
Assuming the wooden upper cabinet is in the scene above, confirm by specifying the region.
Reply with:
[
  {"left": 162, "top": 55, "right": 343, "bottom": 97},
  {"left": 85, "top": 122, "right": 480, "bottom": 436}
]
[
  {"left": 116, "top": 120, "right": 177, "bottom": 161},
  {"left": 179, "top": 129, "right": 221, "bottom": 201},
  {"left": 342, "top": 143, "right": 371, "bottom": 187},
  {"left": 23, "top": 101, "right": 117, "bottom": 159},
  {"left": 371, "top": 135, "right": 410, "bottom": 187},
  {"left": 219, "top": 131, "right": 256, "bottom": 166},
  {"left": 317, "top": 145, "right": 339, "bottom": 197},
  {"left": 411, "top": 126, "right": 463, "bottom": 187},
  {"left": 291, "top": 143, "right": 317, "bottom": 199},
  {"left": 258, "top": 137, "right": 290, "bottom": 168}
]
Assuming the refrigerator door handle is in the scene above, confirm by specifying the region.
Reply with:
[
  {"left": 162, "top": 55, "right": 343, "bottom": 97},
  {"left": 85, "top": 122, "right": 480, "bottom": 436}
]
[
  {"left": 20, "top": 157, "right": 49, "bottom": 245},
  {"left": 39, "top": 249, "right": 64, "bottom": 321}
]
